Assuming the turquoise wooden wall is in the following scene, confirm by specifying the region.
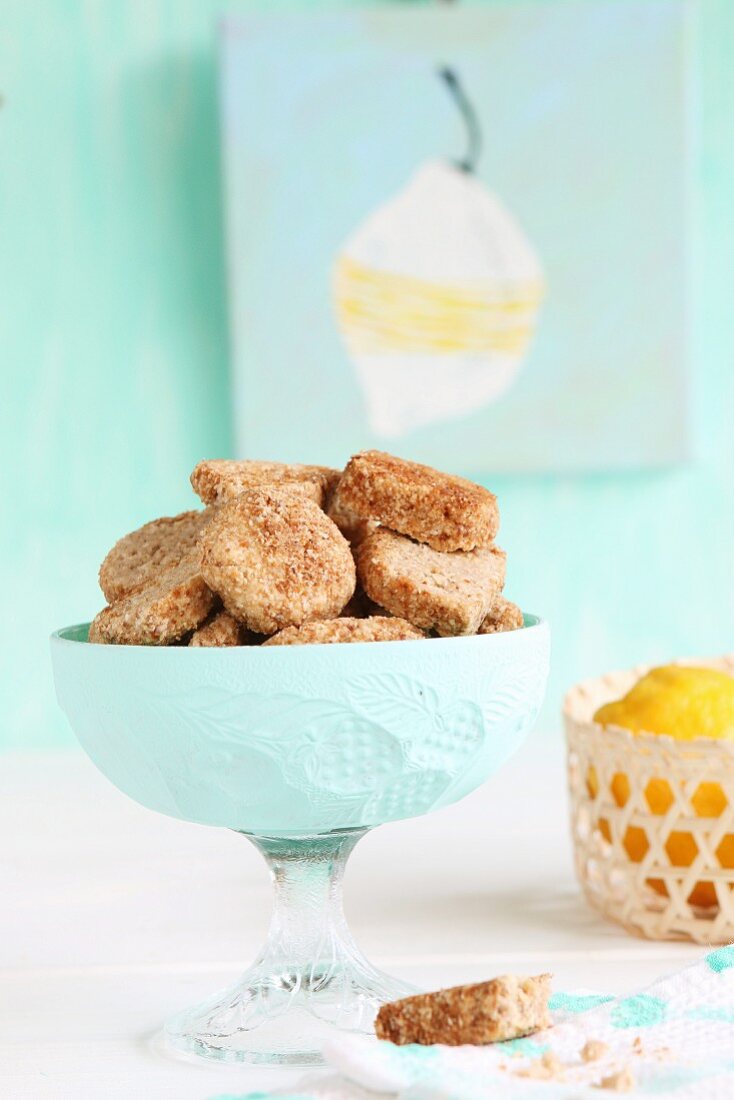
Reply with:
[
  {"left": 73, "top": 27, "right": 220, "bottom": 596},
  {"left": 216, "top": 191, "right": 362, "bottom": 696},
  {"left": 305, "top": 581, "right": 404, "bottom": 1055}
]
[{"left": 3, "top": 2, "right": 733, "bottom": 750}]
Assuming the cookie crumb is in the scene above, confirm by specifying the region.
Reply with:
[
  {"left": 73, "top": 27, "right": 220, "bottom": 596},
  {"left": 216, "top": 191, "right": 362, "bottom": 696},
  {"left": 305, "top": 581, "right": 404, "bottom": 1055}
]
[
  {"left": 517, "top": 1050, "right": 563, "bottom": 1080},
  {"left": 582, "top": 1039, "right": 609, "bottom": 1062},
  {"left": 542, "top": 1052, "right": 561, "bottom": 1072},
  {"left": 596, "top": 1068, "right": 634, "bottom": 1092}
]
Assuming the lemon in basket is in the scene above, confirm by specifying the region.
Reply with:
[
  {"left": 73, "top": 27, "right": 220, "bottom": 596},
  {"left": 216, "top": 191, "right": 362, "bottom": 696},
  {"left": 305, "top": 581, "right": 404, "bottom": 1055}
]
[
  {"left": 592, "top": 665, "right": 734, "bottom": 908},
  {"left": 595, "top": 665, "right": 734, "bottom": 742}
]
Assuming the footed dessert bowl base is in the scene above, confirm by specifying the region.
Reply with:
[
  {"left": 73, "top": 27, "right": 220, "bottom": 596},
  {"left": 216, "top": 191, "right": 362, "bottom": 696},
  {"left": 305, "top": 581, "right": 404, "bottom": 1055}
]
[{"left": 164, "top": 828, "right": 416, "bottom": 1066}]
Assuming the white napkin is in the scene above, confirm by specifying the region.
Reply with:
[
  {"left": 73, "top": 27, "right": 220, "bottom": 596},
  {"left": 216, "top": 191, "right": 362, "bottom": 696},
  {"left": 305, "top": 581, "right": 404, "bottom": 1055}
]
[{"left": 209, "top": 945, "right": 734, "bottom": 1099}]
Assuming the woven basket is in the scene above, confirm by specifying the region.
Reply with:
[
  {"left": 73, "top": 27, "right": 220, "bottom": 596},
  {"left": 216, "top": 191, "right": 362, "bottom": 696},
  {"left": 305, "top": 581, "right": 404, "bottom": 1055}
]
[{"left": 564, "top": 657, "right": 734, "bottom": 944}]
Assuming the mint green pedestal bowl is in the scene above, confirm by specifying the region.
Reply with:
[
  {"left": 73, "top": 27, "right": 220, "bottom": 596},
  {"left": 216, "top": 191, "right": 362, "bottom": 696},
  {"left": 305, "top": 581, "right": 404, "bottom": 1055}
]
[{"left": 51, "top": 617, "right": 549, "bottom": 1066}]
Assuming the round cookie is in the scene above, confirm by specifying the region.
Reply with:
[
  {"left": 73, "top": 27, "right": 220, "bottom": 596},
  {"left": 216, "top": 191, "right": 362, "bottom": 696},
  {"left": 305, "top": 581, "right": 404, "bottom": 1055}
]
[
  {"left": 99, "top": 510, "right": 211, "bottom": 603},
  {"left": 337, "top": 450, "right": 499, "bottom": 553},
  {"left": 199, "top": 489, "right": 356, "bottom": 634},
  {"left": 89, "top": 553, "right": 215, "bottom": 645},
  {"left": 263, "top": 616, "right": 424, "bottom": 646},
  {"left": 190, "top": 459, "right": 339, "bottom": 508}
]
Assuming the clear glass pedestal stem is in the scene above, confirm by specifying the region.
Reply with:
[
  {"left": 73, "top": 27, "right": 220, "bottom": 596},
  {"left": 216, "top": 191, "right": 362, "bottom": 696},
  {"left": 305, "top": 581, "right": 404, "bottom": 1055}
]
[{"left": 164, "top": 828, "right": 416, "bottom": 1066}]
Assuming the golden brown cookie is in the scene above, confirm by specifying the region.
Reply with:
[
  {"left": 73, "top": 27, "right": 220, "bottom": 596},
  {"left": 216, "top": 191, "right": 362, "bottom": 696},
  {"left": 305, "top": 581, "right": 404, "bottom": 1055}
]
[
  {"left": 375, "top": 974, "right": 552, "bottom": 1046},
  {"left": 188, "top": 610, "right": 256, "bottom": 647},
  {"left": 357, "top": 528, "right": 505, "bottom": 637},
  {"left": 199, "top": 489, "right": 356, "bottom": 634},
  {"left": 88, "top": 554, "right": 215, "bottom": 645},
  {"left": 99, "top": 510, "right": 211, "bottom": 603},
  {"left": 190, "top": 459, "right": 339, "bottom": 508},
  {"left": 263, "top": 616, "right": 424, "bottom": 646},
  {"left": 337, "top": 450, "right": 499, "bottom": 552},
  {"left": 478, "top": 595, "right": 524, "bottom": 634}
]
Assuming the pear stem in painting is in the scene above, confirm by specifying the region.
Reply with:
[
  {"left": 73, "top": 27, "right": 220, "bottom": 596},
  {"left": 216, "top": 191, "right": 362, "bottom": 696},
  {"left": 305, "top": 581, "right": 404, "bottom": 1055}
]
[{"left": 439, "top": 67, "right": 482, "bottom": 174}]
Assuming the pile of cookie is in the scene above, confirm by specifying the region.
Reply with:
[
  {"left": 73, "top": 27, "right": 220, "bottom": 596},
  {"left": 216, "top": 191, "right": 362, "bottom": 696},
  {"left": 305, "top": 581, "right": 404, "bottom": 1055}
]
[{"left": 89, "top": 450, "right": 523, "bottom": 647}]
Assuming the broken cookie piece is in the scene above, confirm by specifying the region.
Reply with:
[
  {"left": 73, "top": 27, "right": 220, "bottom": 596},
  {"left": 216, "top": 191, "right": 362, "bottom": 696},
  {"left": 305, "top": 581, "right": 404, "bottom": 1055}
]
[{"left": 375, "top": 974, "right": 552, "bottom": 1046}]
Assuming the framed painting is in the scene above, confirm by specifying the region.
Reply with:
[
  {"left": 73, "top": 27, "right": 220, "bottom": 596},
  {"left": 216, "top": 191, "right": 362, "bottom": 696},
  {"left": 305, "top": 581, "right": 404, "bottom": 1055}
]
[{"left": 220, "top": 1, "right": 691, "bottom": 473}]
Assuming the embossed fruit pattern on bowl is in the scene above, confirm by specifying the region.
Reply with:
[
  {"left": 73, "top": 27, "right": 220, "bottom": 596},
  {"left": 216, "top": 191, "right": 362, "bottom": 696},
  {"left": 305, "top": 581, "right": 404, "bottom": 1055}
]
[{"left": 51, "top": 618, "right": 549, "bottom": 1066}]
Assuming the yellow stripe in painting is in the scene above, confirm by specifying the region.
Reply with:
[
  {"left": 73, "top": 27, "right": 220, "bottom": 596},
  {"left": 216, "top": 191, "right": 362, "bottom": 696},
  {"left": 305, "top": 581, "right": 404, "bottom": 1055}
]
[
  {"left": 338, "top": 257, "right": 543, "bottom": 306},
  {"left": 334, "top": 257, "right": 543, "bottom": 356}
]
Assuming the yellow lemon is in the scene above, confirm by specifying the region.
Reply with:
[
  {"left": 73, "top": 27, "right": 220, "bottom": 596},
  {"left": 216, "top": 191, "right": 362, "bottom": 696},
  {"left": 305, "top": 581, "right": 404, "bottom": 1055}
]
[
  {"left": 592, "top": 665, "right": 734, "bottom": 908},
  {"left": 594, "top": 665, "right": 734, "bottom": 741}
]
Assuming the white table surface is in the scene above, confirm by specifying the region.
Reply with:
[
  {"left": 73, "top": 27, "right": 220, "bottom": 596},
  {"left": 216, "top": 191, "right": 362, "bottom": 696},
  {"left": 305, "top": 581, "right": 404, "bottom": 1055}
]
[{"left": 2, "top": 735, "right": 702, "bottom": 1099}]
